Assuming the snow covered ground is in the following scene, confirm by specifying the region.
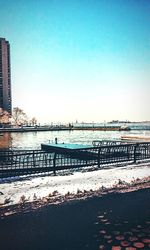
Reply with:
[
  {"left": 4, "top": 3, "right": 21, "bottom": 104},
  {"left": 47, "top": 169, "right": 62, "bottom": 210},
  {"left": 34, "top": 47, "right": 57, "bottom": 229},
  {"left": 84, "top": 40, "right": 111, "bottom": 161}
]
[{"left": 0, "top": 162, "right": 150, "bottom": 207}]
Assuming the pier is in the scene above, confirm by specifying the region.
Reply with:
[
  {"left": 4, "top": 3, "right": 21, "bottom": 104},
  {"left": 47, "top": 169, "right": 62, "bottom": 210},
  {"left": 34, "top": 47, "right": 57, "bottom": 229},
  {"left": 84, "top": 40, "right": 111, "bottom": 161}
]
[{"left": 0, "top": 124, "right": 131, "bottom": 133}]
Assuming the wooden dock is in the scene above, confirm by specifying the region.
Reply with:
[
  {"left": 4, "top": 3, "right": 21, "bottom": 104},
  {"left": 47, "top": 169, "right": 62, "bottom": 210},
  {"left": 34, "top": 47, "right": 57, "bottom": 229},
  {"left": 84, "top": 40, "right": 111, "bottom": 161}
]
[{"left": 121, "top": 135, "right": 150, "bottom": 141}]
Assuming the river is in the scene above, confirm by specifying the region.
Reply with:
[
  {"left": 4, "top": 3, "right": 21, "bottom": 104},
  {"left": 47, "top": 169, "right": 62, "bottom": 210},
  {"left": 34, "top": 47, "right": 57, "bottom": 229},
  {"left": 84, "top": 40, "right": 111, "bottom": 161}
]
[{"left": 0, "top": 129, "right": 150, "bottom": 149}]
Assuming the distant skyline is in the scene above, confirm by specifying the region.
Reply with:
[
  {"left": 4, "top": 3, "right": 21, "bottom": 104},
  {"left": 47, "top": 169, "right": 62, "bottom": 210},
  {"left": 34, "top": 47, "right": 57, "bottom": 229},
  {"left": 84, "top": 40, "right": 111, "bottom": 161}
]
[{"left": 0, "top": 0, "right": 150, "bottom": 123}]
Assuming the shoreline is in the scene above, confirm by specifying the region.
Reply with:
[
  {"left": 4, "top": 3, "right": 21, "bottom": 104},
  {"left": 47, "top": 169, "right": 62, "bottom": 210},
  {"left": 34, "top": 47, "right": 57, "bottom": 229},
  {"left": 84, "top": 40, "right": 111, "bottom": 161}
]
[
  {"left": 0, "top": 125, "right": 131, "bottom": 133},
  {"left": 0, "top": 176, "right": 150, "bottom": 218}
]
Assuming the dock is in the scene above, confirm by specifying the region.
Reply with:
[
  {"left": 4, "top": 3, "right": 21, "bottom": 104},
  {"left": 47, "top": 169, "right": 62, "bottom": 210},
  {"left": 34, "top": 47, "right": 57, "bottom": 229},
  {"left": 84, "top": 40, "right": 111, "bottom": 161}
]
[
  {"left": 41, "top": 143, "right": 97, "bottom": 161},
  {"left": 41, "top": 143, "right": 91, "bottom": 153},
  {"left": 121, "top": 135, "right": 150, "bottom": 141},
  {"left": 0, "top": 125, "right": 131, "bottom": 133}
]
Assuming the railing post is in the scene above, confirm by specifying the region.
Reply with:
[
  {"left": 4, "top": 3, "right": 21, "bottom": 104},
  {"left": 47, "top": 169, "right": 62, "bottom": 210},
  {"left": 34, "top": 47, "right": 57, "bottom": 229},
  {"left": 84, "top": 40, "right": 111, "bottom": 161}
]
[
  {"left": 98, "top": 148, "right": 101, "bottom": 168},
  {"left": 127, "top": 145, "right": 129, "bottom": 160},
  {"left": 134, "top": 143, "right": 138, "bottom": 163},
  {"left": 53, "top": 153, "right": 57, "bottom": 175},
  {"left": 33, "top": 151, "right": 36, "bottom": 168}
]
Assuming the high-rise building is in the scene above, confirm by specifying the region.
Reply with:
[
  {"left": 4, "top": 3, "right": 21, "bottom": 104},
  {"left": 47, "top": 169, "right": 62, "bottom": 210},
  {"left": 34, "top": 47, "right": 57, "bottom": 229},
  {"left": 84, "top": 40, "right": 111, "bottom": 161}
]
[{"left": 0, "top": 38, "right": 12, "bottom": 114}]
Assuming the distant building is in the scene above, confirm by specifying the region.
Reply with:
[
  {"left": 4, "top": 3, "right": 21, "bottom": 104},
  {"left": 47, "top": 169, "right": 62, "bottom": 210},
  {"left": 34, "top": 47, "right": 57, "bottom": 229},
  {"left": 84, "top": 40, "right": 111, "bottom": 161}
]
[{"left": 0, "top": 38, "right": 12, "bottom": 114}]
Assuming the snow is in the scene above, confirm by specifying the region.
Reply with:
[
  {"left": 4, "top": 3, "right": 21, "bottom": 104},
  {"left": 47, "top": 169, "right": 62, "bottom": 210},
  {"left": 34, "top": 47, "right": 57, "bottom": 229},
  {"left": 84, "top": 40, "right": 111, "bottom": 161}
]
[{"left": 0, "top": 162, "right": 150, "bottom": 206}]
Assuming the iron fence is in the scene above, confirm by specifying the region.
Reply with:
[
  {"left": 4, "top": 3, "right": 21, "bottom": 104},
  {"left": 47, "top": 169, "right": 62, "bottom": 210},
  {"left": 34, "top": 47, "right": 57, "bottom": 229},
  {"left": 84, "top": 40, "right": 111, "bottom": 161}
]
[{"left": 0, "top": 141, "right": 150, "bottom": 178}]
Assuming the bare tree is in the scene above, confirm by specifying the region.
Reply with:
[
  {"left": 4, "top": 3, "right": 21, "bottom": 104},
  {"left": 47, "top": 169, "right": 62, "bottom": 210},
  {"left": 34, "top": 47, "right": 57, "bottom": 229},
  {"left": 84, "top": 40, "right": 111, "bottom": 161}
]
[
  {"left": 30, "top": 117, "right": 37, "bottom": 126},
  {"left": 12, "top": 107, "right": 28, "bottom": 126}
]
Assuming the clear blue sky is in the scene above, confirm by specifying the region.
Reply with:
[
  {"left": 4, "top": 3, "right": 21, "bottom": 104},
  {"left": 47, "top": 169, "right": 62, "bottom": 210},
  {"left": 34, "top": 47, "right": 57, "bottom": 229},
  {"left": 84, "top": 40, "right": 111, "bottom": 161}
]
[{"left": 0, "top": 0, "right": 150, "bottom": 123}]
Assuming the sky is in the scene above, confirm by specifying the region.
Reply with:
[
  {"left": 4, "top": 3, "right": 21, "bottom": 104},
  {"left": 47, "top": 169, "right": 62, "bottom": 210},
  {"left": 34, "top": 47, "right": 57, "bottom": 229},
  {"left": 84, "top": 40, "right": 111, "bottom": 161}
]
[{"left": 0, "top": 0, "right": 150, "bottom": 123}]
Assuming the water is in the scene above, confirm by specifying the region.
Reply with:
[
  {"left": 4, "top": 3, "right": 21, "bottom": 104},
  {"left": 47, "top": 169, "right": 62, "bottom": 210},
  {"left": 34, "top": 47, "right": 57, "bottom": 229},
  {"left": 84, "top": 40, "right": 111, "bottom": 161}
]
[{"left": 0, "top": 129, "right": 150, "bottom": 150}]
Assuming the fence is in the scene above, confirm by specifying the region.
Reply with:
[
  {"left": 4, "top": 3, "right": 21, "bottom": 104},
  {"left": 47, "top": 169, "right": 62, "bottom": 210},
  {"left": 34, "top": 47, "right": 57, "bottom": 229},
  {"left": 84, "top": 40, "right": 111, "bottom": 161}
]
[{"left": 0, "top": 141, "right": 150, "bottom": 178}]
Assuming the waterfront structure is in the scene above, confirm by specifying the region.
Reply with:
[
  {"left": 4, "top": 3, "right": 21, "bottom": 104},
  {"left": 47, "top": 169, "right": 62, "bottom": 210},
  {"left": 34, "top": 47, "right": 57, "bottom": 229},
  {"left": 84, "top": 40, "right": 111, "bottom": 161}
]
[{"left": 0, "top": 38, "right": 12, "bottom": 114}]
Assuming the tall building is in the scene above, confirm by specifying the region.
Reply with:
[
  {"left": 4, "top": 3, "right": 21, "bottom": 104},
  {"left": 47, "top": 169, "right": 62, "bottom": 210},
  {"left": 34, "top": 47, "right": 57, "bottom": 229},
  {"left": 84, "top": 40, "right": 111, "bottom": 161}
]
[{"left": 0, "top": 38, "right": 12, "bottom": 114}]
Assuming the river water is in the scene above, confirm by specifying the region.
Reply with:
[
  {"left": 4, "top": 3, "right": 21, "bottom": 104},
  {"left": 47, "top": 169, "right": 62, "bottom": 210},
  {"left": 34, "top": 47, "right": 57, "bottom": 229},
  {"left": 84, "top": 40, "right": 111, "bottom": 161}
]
[{"left": 0, "top": 129, "right": 150, "bottom": 149}]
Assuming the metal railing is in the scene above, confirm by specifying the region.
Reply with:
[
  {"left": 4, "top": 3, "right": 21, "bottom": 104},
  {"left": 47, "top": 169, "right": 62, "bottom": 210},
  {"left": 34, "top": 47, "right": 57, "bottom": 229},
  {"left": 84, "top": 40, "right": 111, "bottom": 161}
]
[{"left": 0, "top": 141, "right": 150, "bottom": 178}]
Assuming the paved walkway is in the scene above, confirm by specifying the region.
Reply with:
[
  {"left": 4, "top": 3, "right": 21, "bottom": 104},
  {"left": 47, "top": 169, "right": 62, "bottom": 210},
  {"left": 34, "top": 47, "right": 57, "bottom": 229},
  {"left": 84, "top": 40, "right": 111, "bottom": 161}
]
[{"left": 0, "top": 188, "right": 150, "bottom": 250}]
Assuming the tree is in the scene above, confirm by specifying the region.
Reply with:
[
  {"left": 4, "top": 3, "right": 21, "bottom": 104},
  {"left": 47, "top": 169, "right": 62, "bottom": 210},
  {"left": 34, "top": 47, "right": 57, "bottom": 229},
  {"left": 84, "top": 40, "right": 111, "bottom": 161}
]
[
  {"left": 30, "top": 117, "right": 37, "bottom": 126},
  {"left": 12, "top": 107, "right": 28, "bottom": 126},
  {"left": 0, "top": 108, "right": 10, "bottom": 125}
]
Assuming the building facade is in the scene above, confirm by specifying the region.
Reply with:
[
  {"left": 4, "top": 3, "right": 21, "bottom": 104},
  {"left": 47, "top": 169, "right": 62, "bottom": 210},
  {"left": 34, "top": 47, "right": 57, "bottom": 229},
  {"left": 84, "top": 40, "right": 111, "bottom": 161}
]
[{"left": 0, "top": 38, "right": 12, "bottom": 114}]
